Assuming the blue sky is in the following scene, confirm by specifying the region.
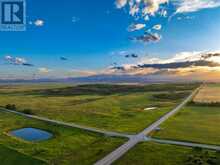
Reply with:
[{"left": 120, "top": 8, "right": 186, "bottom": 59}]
[{"left": 1, "top": 0, "right": 220, "bottom": 79}]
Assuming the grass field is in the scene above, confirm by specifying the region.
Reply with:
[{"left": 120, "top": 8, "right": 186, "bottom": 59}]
[
  {"left": 153, "top": 84, "right": 220, "bottom": 145},
  {"left": 0, "top": 83, "right": 198, "bottom": 133},
  {"left": 0, "top": 110, "right": 125, "bottom": 165},
  {"left": 0, "top": 145, "right": 45, "bottom": 165},
  {"left": 152, "top": 105, "right": 220, "bottom": 145},
  {"left": 114, "top": 142, "right": 220, "bottom": 165}
]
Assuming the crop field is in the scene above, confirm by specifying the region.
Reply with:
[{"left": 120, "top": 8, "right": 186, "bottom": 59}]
[
  {"left": 0, "top": 83, "right": 198, "bottom": 133},
  {"left": 193, "top": 84, "right": 220, "bottom": 103},
  {"left": 153, "top": 85, "right": 220, "bottom": 145},
  {"left": 0, "top": 110, "right": 125, "bottom": 165},
  {"left": 115, "top": 142, "right": 220, "bottom": 165}
]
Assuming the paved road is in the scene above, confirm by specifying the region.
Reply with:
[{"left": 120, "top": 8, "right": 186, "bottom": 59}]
[
  {"left": 94, "top": 87, "right": 200, "bottom": 165},
  {"left": 0, "top": 108, "right": 133, "bottom": 139},
  {"left": 148, "top": 138, "right": 220, "bottom": 151}
]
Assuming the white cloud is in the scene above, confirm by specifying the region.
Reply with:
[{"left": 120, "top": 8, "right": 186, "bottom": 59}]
[
  {"left": 130, "top": 32, "right": 162, "bottom": 43},
  {"left": 138, "top": 51, "right": 205, "bottom": 64},
  {"left": 70, "top": 69, "right": 97, "bottom": 77},
  {"left": 142, "top": 0, "right": 169, "bottom": 16},
  {"left": 116, "top": 0, "right": 127, "bottom": 8},
  {"left": 34, "top": 19, "right": 44, "bottom": 26},
  {"left": 38, "top": 68, "right": 52, "bottom": 74},
  {"left": 113, "top": 51, "right": 220, "bottom": 69},
  {"left": 174, "top": 0, "right": 220, "bottom": 14},
  {"left": 116, "top": 0, "right": 168, "bottom": 17},
  {"left": 14, "top": 57, "right": 26, "bottom": 65},
  {"left": 160, "top": 9, "right": 168, "bottom": 17},
  {"left": 152, "top": 24, "right": 162, "bottom": 30},
  {"left": 108, "top": 51, "right": 220, "bottom": 80},
  {"left": 144, "top": 15, "right": 150, "bottom": 21},
  {"left": 116, "top": 0, "right": 167, "bottom": 44},
  {"left": 116, "top": 0, "right": 220, "bottom": 21},
  {"left": 128, "top": 23, "right": 146, "bottom": 32},
  {"left": 177, "top": 15, "right": 195, "bottom": 20},
  {"left": 4, "top": 55, "right": 33, "bottom": 66},
  {"left": 4, "top": 55, "right": 13, "bottom": 61},
  {"left": 129, "top": 4, "right": 139, "bottom": 16}
]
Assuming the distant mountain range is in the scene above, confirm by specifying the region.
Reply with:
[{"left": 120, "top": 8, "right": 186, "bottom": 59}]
[
  {"left": 1, "top": 52, "right": 220, "bottom": 84},
  {"left": 0, "top": 74, "right": 200, "bottom": 84}
]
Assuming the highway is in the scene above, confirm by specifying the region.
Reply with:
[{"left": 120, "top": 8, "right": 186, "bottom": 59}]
[
  {"left": 0, "top": 86, "right": 201, "bottom": 165},
  {"left": 94, "top": 87, "right": 200, "bottom": 165},
  {"left": 149, "top": 138, "right": 220, "bottom": 151},
  {"left": 0, "top": 108, "right": 133, "bottom": 139}
]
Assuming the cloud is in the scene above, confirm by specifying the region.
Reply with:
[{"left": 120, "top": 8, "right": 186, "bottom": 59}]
[
  {"left": 38, "top": 68, "right": 52, "bottom": 74},
  {"left": 60, "top": 57, "right": 68, "bottom": 61},
  {"left": 70, "top": 69, "right": 97, "bottom": 77},
  {"left": 14, "top": 57, "right": 26, "bottom": 65},
  {"left": 34, "top": 19, "right": 44, "bottom": 26},
  {"left": 116, "top": 0, "right": 127, "bottom": 8},
  {"left": 115, "top": 0, "right": 167, "bottom": 44},
  {"left": 128, "top": 23, "right": 146, "bottom": 32},
  {"left": 109, "top": 51, "right": 220, "bottom": 78},
  {"left": 144, "top": 15, "right": 150, "bottom": 21},
  {"left": 142, "top": 0, "right": 169, "bottom": 16},
  {"left": 4, "top": 55, "right": 13, "bottom": 61},
  {"left": 137, "top": 60, "right": 220, "bottom": 69},
  {"left": 129, "top": 4, "right": 140, "bottom": 16},
  {"left": 4, "top": 55, "right": 34, "bottom": 66},
  {"left": 116, "top": 0, "right": 168, "bottom": 17},
  {"left": 125, "top": 53, "right": 139, "bottom": 58},
  {"left": 174, "top": 0, "right": 220, "bottom": 14},
  {"left": 130, "top": 32, "right": 162, "bottom": 43},
  {"left": 177, "top": 16, "right": 195, "bottom": 20},
  {"left": 111, "top": 50, "right": 128, "bottom": 56},
  {"left": 159, "top": 9, "right": 168, "bottom": 17},
  {"left": 115, "top": 0, "right": 220, "bottom": 35},
  {"left": 152, "top": 24, "right": 162, "bottom": 30},
  {"left": 138, "top": 51, "right": 220, "bottom": 65}
]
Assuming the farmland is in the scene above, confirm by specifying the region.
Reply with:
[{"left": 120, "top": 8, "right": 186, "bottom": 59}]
[
  {"left": 0, "top": 110, "right": 125, "bottom": 165},
  {"left": 153, "top": 84, "right": 220, "bottom": 145},
  {"left": 193, "top": 84, "right": 220, "bottom": 103},
  {"left": 0, "top": 83, "right": 197, "bottom": 133},
  {"left": 0, "top": 83, "right": 204, "bottom": 165},
  {"left": 114, "top": 142, "right": 220, "bottom": 165}
]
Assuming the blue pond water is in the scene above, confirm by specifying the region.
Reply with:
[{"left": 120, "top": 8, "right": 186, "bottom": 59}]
[{"left": 10, "top": 128, "right": 53, "bottom": 142}]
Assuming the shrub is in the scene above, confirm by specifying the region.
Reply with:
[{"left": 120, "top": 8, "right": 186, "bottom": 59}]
[
  {"left": 151, "top": 92, "right": 189, "bottom": 101},
  {"left": 5, "top": 104, "right": 16, "bottom": 110},
  {"left": 189, "top": 101, "right": 220, "bottom": 107},
  {"left": 186, "top": 148, "right": 218, "bottom": 165},
  {"left": 22, "top": 109, "right": 34, "bottom": 115}
]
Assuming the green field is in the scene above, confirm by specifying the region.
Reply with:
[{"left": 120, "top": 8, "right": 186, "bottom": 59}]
[
  {"left": 0, "top": 83, "right": 198, "bottom": 133},
  {"left": 153, "top": 104, "right": 220, "bottom": 145},
  {"left": 114, "top": 142, "right": 220, "bottom": 165},
  {"left": 0, "top": 145, "right": 45, "bottom": 165},
  {"left": 0, "top": 111, "right": 125, "bottom": 165}
]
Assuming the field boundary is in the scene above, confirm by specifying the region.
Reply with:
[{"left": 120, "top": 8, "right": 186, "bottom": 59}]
[{"left": 0, "top": 108, "right": 133, "bottom": 139}]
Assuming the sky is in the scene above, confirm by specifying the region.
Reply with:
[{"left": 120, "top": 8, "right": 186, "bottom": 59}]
[{"left": 1, "top": 0, "right": 220, "bottom": 80}]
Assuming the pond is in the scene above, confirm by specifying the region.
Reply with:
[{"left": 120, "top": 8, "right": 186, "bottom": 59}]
[{"left": 10, "top": 128, "right": 53, "bottom": 142}]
